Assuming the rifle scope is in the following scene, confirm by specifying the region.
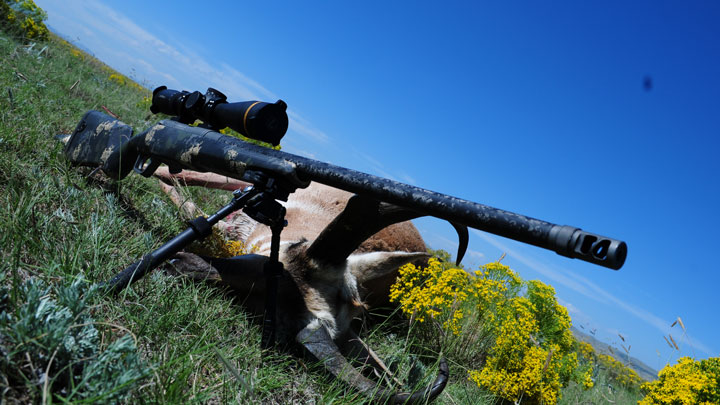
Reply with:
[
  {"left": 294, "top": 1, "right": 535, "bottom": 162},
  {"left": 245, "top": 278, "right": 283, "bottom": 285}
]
[{"left": 150, "top": 86, "right": 288, "bottom": 146}]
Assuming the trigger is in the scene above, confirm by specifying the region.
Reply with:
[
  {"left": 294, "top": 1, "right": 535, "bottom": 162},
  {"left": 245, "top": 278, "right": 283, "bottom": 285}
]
[{"left": 168, "top": 164, "right": 183, "bottom": 174}]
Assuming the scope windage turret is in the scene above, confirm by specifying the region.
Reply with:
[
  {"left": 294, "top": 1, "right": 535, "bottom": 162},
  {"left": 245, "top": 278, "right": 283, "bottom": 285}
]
[{"left": 150, "top": 86, "right": 288, "bottom": 146}]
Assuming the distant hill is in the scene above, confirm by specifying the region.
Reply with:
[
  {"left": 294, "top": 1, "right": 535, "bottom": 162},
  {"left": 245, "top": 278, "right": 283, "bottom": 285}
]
[{"left": 572, "top": 326, "right": 658, "bottom": 382}]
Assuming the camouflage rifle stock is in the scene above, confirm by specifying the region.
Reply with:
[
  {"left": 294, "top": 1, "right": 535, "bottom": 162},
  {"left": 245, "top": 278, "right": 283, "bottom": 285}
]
[{"left": 62, "top": 109, "right": 627, "bottom": 271}]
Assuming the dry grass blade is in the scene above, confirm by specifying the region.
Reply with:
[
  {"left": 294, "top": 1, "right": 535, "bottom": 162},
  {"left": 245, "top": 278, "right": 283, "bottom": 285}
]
[
  {"left": 101, "top": 105, "right": 119, "bottom": 119},
  {"left": 42, "top": 348, "right": 60, "bottom": 405},
  {"left": 212, "top": 347, "right": 254, "bottom": 396},
  {"left": 663, "top": 335, "right": 673, "bottom": 349},
  {"left": 669, "top": 334, "right": 680, "bottom": 351},
  {"left": 677, "top": 317, "right": 686, "bottom": 333},
  {"left": 69, "top": 79, "right": 80, "bottom": 90},
  {"left": 542, "top": 349, "right": 554, "bottom": 375}
]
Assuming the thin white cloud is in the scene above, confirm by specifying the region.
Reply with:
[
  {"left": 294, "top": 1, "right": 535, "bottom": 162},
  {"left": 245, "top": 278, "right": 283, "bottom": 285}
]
[
  {"left": 218, "top": 63, "right": 279, "bottom": 100},
  {"left": 286, "top": 110, "right": 330, "bottom": 143},
  {"left": 557, "top": 297, "right": 591, "bottom": 325},
  {"left": 467, "top": 249, "right": 485, "bottom": 259},
  {"left": 38, "top": 0, "right": 330, "bottom": 146},
  {"left": 353, "top": 150, "right": 420, "bottom": 183},
  {"left": 399, "top": 172, "right": 417, "bottom": 186}
]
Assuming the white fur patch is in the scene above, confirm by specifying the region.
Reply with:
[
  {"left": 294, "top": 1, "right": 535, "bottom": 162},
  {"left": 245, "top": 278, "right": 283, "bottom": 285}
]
[{"left": 347, "top": 251, "right": 429, "bottom": 284}]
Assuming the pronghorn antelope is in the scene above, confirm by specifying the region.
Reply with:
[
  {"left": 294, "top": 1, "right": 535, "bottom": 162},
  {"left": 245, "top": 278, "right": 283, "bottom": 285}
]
[{"left": 153, "top": 167, "right": 449, "bottom": 404}]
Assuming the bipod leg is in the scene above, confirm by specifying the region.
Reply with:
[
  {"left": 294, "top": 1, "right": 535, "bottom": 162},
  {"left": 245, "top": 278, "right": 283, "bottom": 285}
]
[
  {"left": 261, "top": 216, "right": 286, "bottom": 350},
  {"left": 103, "top": 186, "right": 259, "bottom": 294}
]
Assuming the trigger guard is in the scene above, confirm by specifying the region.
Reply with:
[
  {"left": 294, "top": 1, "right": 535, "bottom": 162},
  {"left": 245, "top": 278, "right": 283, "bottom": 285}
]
[{"left": 134, "top": 155, "right": 161, "bottom": 177}]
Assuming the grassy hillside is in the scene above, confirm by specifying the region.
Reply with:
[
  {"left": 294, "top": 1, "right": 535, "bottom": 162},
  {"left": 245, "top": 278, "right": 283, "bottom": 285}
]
[
  {"left": 1, "top": 26, "right": 648, "bottom": 404},
  {"left": 0, "top": 27, "right": 464, "bottom": 405},
  {"left": 572, "top": 326, "right": 658, "bottom": 382},
  {"left": 0, "top": 29, "right": 355, "bottom": 404}
]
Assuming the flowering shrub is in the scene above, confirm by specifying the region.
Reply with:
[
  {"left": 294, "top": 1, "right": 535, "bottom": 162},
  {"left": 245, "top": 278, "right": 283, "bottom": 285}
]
[
  {"left": 108, "top": 73, "right": 128, "bottom": 86},
  {"left": 219, "top": 127, "right": 282, "bottom": 150},
  {"left": 189, "top": 228, "right": 256, "bottom": 258},
  {"left": 597, "top": 353, "right": 643, "bottom": 390},
  {"left": 0, "top": 0, "right": 49, "bottom": 40},
  {"left": 576, "top": 341, "right": 596, "bottom": 389},
  {"left": 578, "top": 341, "right": 595, "bottom": 360},
  {"left": 137, "top": 95, "right": 152, "bottom": 110},
  {"left": 390, "top": 259, "right": 585, "bottom": 404},
  {"left": 108, "top": 72, "right": 146, "bottom": 91},
  {"left": 389, "top": 258, "right": 470, "bottom": 334},
  {"left": 70, "top": 47, "right": 85, "bottom": 59},
  {"left": 475, "top": 283, "right": 581, "bottom": 404},
  {"left": 639, "top": 357, "right": 720, "bottom": 404}
]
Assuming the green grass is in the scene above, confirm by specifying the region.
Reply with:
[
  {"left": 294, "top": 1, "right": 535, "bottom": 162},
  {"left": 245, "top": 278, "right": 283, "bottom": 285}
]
[
  {"left": 0, "top": 30, "right": 355, "bottom": 404},
  {"left": 0, "top": 29, "right": 449, "bottom": 405},
  {"left": 559, "top": 367, "right": 644, "bottom": 405},
  {"left": 0, "top": 28, "right": 647, "bottom": 404}
]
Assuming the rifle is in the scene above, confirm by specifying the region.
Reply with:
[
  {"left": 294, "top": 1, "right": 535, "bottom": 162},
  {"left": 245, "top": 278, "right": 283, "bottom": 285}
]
[{"left": 61, "top": 86, "right": 627, "bottom": 294}]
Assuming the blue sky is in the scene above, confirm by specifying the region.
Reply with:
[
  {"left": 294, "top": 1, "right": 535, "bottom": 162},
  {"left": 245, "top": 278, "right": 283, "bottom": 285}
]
[{"left": 36, "top": 0, "right": 720, "bottom": 369}]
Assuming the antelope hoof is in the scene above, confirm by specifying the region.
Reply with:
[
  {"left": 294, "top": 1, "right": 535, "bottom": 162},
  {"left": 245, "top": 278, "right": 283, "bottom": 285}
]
[{"left": 165, "top": 252, "right": 221, "bottom": 282}]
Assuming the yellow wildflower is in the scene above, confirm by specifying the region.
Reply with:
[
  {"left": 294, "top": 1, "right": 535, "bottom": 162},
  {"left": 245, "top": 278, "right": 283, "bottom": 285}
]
[{"left": 640, "top": 357, "right": 720, "bottom": 404}]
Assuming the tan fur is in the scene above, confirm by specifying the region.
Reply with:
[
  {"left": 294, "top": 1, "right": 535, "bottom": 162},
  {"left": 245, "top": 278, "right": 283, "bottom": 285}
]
[
  {"left": 156, "top": 169, "right": 428, "bottom": 335},
  {"left": 155, "top": 168, "right": 446, "bottom": 400},
  {"left": 246, "top": 184, "right": 425, "bottom": 256}
]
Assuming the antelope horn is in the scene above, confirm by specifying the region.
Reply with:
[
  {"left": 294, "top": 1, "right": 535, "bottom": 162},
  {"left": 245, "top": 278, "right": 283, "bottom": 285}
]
[
  {"left": 338, "top": 330, "right": 404, "bottom": 387},
  {"left": 308, "top": 193, "right": 471, "bottom": 267},
  {"left": 297, "top": 322, "right": 449, "bottom": 404},
  {"left": 450, "top": 222, "right": 469, "bottom": 265},
  {"left": 306, "top": 194, "right": 423, "bottom": 264}
]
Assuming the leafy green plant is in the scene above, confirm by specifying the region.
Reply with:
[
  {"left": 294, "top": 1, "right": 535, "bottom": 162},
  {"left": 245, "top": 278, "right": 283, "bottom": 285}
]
[{"left": 0, "top": 274, "right": 149, "bottom": 403}]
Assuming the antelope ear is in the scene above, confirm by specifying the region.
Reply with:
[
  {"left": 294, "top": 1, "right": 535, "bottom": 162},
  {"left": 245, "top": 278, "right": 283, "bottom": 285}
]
[{"left": 348, "top": 251, "right": 430, "bottom": 285}]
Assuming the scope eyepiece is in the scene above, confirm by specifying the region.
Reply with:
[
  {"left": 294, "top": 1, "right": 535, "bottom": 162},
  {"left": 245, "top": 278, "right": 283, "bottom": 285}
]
[{"left": 150, "top": 86, "right": 288, "bottom": 146}]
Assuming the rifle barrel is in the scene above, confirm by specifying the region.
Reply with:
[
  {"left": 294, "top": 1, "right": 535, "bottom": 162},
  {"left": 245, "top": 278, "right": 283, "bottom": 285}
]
[
  {"left": 63, "top": 111, "right": 627, "bottom": 270},
  {"left": 286, "top": 153, "right": 626, "bottom": 270}
]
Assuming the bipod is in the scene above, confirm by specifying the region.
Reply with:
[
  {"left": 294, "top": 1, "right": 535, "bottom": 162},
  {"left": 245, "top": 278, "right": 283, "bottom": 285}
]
[
  {"left": 241, "top": 181, "right": 288, "bottom": 350},
  {"left": 103, "top": 174, "right": 294, "bottom": 296},
  {"left": 102, "top": 185, "right": 261, "bottom": 293}
]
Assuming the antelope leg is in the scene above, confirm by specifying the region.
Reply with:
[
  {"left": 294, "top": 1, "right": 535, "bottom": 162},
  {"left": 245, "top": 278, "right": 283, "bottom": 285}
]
[
  {"left": 154, "top": 166, "right": 250, "bottom": 191},
  {"left": 157, "top": 179, "right": 205, "bottom": 220},
  {"left": 156, "top": 179, "right": 238, "bottom": 236}
]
